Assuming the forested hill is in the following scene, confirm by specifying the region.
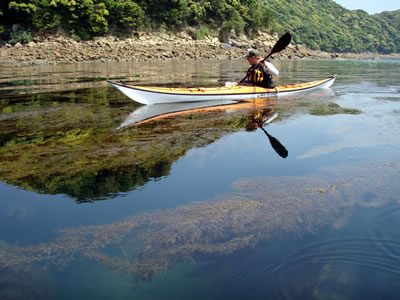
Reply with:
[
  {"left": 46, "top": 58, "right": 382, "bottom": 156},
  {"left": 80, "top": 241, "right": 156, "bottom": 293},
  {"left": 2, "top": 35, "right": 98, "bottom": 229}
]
[
  {"left": 0, "top": 0, "right": 399, "bottom": 54},
  {"left": 267, "top": 0, "right": 399, "bottom": 53}
]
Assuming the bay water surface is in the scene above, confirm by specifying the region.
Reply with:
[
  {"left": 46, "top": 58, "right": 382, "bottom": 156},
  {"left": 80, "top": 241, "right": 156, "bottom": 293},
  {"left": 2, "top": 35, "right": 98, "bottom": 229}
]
[{"left": 1, "top": 58, "right": 400, "bottom": 299}]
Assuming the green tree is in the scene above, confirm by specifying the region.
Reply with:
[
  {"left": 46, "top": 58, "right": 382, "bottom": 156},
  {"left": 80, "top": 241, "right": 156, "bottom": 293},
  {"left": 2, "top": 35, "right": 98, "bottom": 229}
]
[
  {"left": 137, "top": 0, "right": 189, "bottom": 28},
  {"left": 48, "top": 0, "right": 109, "bottom": 39},
  {"left": 7, "top": 0, "right": 38, "bottom": 28},
  {"left": 187, "top": 0, "right": 211, "bottom": 26},
  {"left": 105, "top": 0, "right": 144, "bottom": 30},
  {"left": 0, "top": 0, "right": 399, "bottom": 52}
]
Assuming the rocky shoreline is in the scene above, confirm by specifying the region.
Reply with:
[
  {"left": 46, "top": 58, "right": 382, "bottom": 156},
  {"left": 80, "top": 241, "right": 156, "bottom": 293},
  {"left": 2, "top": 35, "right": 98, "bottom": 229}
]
[{"left": 1, "top": 31, "right": 399, "bottom": 66}]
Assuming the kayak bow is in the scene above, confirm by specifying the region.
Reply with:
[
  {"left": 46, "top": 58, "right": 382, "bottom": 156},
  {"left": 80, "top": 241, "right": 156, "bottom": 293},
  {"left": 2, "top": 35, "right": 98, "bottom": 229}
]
[{"left": 107, "top": 75, "right": 336, "bottom": 105}]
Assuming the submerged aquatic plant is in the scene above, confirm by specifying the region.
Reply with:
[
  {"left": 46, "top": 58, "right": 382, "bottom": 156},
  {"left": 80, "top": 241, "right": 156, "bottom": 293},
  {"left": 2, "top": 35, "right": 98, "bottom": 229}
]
[
  {"left": 0, "top": 160, "right": 398, "bottom": 281},
  {"left": 309, "top": 103, "right": 361, "bottom": 116}
]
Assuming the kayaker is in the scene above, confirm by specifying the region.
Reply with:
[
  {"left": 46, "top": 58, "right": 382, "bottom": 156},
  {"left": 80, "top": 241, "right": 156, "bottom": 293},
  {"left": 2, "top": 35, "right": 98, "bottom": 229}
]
[{"left": 245, "top": 48, "right": 279, "bottom": 88}]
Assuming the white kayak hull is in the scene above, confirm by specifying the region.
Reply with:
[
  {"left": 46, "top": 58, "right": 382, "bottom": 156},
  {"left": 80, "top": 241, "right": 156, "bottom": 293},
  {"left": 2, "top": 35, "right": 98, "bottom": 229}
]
[{"left": 107, "top": 75, "right": 336, "bottom": 105}]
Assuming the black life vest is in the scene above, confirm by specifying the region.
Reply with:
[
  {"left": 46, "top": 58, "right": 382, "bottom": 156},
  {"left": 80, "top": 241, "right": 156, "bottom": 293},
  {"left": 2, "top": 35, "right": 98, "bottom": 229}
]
[{"left": 247, "top": 65, "right": 272, "bottom": 88}]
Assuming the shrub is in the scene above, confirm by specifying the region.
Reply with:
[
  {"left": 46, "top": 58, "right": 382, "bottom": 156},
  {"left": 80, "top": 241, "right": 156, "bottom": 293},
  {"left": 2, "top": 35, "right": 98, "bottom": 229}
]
[
  {"left": 9, "top": 29, "right": 33, "bottom": 44},
  {"left": 193, "top": 24, "right": 214, "bottom": 40}
]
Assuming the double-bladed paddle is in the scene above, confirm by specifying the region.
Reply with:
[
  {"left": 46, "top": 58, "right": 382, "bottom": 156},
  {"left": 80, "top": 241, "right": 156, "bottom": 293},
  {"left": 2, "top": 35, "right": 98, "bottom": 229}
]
[{"left": 240, "top": 32, "right": 292, "bottom": 83}]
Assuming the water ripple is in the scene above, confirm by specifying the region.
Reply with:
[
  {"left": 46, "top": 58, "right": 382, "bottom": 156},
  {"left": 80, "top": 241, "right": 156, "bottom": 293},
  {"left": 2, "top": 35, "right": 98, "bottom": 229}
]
[
  {"left": 368, "top": 203, "right": 400, "bottom": 263},
  {"left": 273, "top": 235, "right": 400, "bottom": 299}
]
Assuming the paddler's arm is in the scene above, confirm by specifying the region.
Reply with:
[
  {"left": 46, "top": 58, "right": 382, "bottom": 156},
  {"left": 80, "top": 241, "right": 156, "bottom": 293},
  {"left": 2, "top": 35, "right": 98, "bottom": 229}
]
[{"left": 261, "top": 60, "right": 279, "bottom": 77}]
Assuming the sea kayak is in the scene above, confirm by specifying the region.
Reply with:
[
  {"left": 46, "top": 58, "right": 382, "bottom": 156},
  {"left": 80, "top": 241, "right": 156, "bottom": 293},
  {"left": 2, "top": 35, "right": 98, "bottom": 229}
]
[{"left": 107, "top": 75, "right": 336, "bottom": 105}]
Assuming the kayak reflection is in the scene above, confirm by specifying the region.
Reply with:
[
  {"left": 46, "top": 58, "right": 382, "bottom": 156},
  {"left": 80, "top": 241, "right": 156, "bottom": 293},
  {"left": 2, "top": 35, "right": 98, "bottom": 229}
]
[
  {"left": 113, "top": 98, "right": 277, "bottom": 131},
  {"left": 114, "top": 98, "right": 288, "bottom": 158},
  {"left": 113, "top": 99, "right": 239, "bottom": 132}
]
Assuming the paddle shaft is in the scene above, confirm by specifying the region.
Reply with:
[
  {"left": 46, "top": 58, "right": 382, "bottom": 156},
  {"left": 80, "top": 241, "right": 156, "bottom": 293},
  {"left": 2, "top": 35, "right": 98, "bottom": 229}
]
[{"left": 240, "top": 32, "right": 291, "bottom": 83}]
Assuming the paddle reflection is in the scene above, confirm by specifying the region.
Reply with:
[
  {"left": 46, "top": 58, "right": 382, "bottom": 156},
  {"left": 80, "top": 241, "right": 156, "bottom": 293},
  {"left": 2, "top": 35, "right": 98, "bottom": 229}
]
[{"left": 246, "top": 109, "right": 288, "bottom": 158}]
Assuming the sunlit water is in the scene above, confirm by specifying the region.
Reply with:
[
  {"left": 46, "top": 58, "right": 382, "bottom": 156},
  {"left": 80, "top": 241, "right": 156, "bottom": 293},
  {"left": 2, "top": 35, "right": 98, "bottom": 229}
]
[{"left": 1, "top": 58, "right": 400, "bottom": 299}]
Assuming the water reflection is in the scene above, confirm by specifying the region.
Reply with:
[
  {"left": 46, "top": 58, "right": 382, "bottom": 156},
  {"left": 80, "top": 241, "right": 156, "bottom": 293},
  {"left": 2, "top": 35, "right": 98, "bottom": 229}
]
[
  {"left": 1, "top": 159, "right": 399, "bottom": 285},
  {"left": 0, "top": 60, "right": 244, "bottom": 95},
  {"left": 0, "top": 83, "right": 354, "bottom": 203},
  {"left": 0, "top": 59, "right": 352, "bottom": 204},
  {"left": 245, "top": 109, "right": 288, "bottom": 158},
  {"left": 112, "top": 99, "right": 240, "bottom": 131},
  {"left": 113, "top": 98, "right": 277, "bottom": 130},
  {"left": 0, "top": 88, "right": 280, "bottom": 202},
  {"left": 114, "top": 99, "right": 289, "bottom": 159}
]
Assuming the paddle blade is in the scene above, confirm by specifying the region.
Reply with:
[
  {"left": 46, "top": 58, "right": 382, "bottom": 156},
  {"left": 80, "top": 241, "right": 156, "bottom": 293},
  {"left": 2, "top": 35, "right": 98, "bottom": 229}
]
[{"left": 266, "top": 32, "right": 291, "bottom": 59}]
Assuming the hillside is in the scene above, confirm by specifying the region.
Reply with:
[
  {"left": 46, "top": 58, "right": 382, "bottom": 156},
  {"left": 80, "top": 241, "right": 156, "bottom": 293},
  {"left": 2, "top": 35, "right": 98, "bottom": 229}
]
[
  {"left": 268, "top": 0, "right": 399, "bottom": 53},
  {"left": 0, "top": 0, "right": 399, "bottom": 54}
]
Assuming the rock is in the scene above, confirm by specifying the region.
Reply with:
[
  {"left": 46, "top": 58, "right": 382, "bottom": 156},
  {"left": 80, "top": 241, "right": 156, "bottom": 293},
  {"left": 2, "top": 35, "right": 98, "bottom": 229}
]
[
  {"left": 1, "top": 30, "right": 398, "bottom": 66},
  {"left": 229, "top": 39, "right": 246, "bottom": 48},
  {"left": 220, "top": 43, "right": 235, "bottom": 50},
  {"left": 216, "top": 54, "right": 228, "bottom": 60}
]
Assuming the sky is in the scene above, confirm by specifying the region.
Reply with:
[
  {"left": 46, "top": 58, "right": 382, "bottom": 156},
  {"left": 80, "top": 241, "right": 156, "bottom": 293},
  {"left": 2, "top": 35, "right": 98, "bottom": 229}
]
[{"left": 334, "top": 0, "right": 399, "bottom": 14}]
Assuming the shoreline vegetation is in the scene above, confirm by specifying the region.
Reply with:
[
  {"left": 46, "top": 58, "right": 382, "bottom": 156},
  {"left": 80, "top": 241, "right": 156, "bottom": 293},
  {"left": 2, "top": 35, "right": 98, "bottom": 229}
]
[{"left": 1, "top": 30, "right": 399, "bottom": 66}]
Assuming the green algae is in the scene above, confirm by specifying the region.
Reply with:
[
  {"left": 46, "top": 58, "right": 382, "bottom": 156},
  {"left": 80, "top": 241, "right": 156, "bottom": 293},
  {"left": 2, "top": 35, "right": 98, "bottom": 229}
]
[{"left": 307, "top": 103, "right": 361, "bottom": 116}]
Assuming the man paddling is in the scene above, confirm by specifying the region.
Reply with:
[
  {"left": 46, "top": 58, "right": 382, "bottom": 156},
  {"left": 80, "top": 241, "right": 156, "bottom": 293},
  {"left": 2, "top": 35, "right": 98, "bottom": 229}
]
[{"left": 244, "top": 48, "right": 279, "bottom": 88}]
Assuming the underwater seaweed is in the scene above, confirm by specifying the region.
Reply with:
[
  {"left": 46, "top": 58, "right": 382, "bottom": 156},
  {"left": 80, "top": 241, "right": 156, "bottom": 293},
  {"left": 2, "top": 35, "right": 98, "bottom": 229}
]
[{"left": 0, "top": 161, "right": 399, "bottom": 281}]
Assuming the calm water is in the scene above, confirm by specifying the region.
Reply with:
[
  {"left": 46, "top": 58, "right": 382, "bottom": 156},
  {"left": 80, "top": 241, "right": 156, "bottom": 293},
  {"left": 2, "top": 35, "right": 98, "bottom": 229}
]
[{"left": 1, "top": 58, "right": 400, "bottom": 299}]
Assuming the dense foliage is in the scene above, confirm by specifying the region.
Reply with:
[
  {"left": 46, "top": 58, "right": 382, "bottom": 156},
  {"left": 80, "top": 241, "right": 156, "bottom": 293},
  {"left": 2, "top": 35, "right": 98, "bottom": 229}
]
[
  {"left": 0, "top": 0, "right": 273, "bottom": 40},
  {"left": 267, "top": 0, "right": 399, "bottom": 53},
  {"left": 0, "top": 0, "right": 399, "bottom": 53}
]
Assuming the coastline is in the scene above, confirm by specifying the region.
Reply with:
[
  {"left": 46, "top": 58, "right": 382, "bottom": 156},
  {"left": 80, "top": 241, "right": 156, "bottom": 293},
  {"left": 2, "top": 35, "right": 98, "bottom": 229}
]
[{"left": 1, "top": 31, "right": 399, "bottom": 66}]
